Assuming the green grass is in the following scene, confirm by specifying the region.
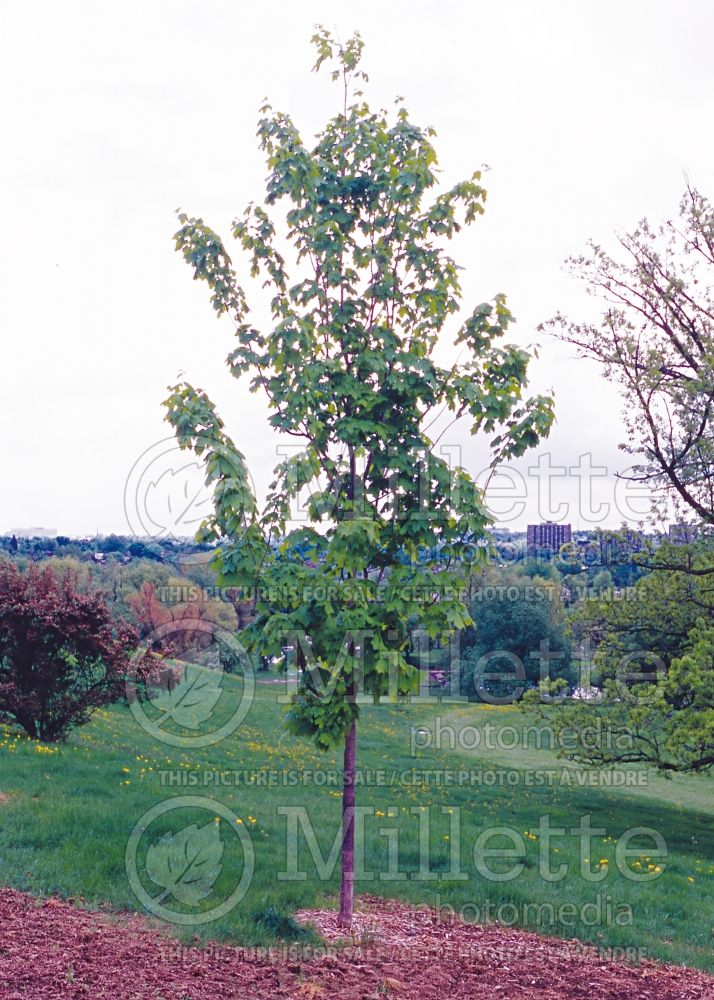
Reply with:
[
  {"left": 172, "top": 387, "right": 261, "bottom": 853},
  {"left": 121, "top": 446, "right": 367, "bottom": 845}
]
[{"left": 1, "top": 672, "right": 713, "bottom": 971}]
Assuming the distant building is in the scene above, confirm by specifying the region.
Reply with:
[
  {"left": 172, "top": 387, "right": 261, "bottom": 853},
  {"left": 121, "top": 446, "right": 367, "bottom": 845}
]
[
  {"left": 526, "top": 522, "right": 572, "bottom": 551},
  {"left": 668, "top": 523, "right": 700, "bottom": 545},
  {"left": 7, "top": 527, "right": 57, "bottom": 539}
]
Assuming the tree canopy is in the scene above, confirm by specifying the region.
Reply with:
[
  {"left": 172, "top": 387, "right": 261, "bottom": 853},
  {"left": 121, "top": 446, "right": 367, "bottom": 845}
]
[{"left": 533, "top": 541, "right": 714, "bottom": 772}]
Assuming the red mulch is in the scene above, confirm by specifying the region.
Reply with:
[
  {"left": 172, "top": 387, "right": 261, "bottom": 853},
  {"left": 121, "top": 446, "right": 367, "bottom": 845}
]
[{"left": 0, "top": 888, "right": 712, "bottom": 1000}]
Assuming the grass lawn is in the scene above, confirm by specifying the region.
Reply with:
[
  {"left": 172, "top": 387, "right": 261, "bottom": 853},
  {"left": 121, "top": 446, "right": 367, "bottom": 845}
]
[{"left": 1, "top": 669, "right": 713, "bottom": 971}]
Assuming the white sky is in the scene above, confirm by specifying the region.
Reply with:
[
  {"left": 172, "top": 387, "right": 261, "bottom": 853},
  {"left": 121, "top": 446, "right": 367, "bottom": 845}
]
[{"left": 1, "top": 0, "right": 712, "bottom": 538}]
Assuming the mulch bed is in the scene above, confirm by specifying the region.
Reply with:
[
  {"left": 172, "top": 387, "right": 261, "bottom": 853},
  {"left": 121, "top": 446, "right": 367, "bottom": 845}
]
[{"left": 0, "top": 888, "right": 712, "bottom": 999}]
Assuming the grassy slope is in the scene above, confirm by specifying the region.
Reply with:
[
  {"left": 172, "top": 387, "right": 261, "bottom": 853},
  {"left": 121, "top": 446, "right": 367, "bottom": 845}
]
[{"left": 0, "top": 673, "right": 713, "bottom": 971}]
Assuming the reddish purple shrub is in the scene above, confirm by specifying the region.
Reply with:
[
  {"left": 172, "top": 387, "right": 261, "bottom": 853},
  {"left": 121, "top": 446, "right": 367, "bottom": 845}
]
[{"left": 0, "top": 561, "right": 137, "bottom": 741}]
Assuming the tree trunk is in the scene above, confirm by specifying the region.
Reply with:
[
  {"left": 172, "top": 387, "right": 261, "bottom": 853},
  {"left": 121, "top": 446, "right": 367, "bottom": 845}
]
[{"left": 338, "top": 719, "right": 356, "bottom": 927}]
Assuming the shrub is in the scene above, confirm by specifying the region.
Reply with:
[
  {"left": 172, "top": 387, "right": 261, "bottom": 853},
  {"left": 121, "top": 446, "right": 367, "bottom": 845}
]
[{"left": 0, "top": 562, "right": 136, "bottom": 741}]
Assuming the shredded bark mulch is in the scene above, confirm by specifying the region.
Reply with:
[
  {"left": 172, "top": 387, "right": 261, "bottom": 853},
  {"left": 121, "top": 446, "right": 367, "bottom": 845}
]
[{"left": 0, "top": 888, "right": 712, "bottom": 999}]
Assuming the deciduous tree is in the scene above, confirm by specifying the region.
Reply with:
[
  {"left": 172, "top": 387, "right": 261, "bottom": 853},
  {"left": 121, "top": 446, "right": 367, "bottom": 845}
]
[
  {"left": 530, "top": 542, "right": 714, "bottom": 772},
  {"left": 165, "top": 29, "right": 553, "bottom": 925},
  {"left": 546, "top": 185, "right": 714, "bottom": 526}
]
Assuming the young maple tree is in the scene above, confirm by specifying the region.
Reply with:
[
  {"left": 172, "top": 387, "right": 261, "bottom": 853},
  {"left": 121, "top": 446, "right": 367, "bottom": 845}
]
[
  {"left": 164, "top": 29, "right": 553, "bottom": 926},
  {"left": 0, "top": 562, "right": 136, "bottom": 742}
]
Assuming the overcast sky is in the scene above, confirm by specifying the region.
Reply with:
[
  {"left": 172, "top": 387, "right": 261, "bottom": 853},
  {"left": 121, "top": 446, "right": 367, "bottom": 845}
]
[{"left": 1, "top": 0, "right": 712, "bottom": 539}]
